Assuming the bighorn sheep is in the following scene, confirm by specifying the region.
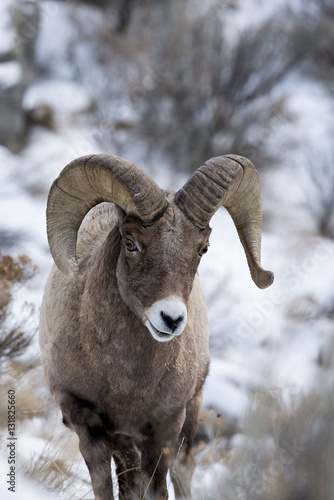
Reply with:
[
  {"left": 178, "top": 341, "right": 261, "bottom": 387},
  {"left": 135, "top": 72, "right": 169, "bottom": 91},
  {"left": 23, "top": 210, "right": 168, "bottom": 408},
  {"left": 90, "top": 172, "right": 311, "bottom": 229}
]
[{"left": 39, "top": 153, "right": 273, "bottom": 499}]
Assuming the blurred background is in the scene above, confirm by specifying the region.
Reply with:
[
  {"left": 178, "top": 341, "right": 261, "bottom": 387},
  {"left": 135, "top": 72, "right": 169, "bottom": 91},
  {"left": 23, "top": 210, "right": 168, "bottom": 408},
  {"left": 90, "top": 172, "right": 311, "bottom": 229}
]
[{"left": 0, "top": 0, "right": 334, "bottom": 498}]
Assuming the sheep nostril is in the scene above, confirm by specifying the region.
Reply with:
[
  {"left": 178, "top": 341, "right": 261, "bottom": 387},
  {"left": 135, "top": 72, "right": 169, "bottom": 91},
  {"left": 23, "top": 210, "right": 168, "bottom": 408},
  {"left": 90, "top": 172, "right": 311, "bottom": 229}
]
[{"left": 161, "top": 311, "right": 183, "bottom": 333}]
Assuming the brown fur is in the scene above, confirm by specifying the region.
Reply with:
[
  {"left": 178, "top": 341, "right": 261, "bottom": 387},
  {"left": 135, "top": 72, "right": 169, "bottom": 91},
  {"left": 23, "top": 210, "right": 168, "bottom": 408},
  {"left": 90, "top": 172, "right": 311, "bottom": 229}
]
[{"left": 40, "top": 196, "right": 211, "bottom": 499}]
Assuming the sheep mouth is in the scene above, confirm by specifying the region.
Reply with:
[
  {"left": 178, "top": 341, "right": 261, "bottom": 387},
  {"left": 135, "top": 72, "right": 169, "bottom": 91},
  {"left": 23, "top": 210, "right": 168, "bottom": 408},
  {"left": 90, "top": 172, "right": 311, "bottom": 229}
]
[{"left": 145, "top": 320, "right": 174, "bottom": 342}]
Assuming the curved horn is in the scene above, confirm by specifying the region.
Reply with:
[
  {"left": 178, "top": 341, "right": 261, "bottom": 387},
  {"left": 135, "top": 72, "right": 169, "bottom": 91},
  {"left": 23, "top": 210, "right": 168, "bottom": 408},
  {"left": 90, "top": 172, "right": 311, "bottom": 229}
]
[
  {"left": 175, "top": 154, "right": 274, "bottom": 289},
  {"left": 47, "top": 154, "right": 167, "bottom": 275}
]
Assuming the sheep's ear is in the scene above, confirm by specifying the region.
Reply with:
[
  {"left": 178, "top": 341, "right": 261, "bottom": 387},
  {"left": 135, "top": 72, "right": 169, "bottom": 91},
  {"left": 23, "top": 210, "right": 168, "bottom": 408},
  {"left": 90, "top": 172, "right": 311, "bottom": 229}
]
[
  {"left": 175, "top": 154, "right": 274, "bottom": 289},
  {"left": 47, "top": 154, "right": 167, "bottom": 275}
]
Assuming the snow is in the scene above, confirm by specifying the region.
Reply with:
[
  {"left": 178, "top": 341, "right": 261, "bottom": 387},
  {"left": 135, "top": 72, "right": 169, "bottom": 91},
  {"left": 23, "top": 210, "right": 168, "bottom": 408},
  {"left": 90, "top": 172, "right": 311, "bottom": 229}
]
[
  {"left": 23, "top": 80, "right": 93, "bottom": 116},
  {"left": 192, "top": 461, "right": 226, "bottom": 499},
  {"left": 0, "top": 61, "right": 22, "bottom": 89},
  {"left": 268, "top": 75, "right": 334, "bottom": 165},
  {"left": 203, "top": 357, "right": 250, "bottom": 416},
  {"left": 0, "top": 456, "right": 58, "bottom": 500},
  {"left": 0, "top": 0, "right": 15, "bottom": 56}
]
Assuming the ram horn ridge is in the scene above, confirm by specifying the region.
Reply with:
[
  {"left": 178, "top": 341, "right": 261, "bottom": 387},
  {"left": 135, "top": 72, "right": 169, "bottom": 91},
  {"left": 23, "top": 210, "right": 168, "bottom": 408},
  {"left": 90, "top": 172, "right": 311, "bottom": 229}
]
[
  {"left": 47, "top": 154, "right": 167, "bottom": 275},
  {"left": 175, "top": 154, "right": 274, "bottom": 289}
]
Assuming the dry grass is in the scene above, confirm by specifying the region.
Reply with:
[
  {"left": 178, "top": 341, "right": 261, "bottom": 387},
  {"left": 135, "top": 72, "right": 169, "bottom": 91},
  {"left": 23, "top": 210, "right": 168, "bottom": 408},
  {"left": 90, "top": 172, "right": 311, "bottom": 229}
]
[
  {"left": 0, "top": 252, "right": 38, "bottom": 362},
  {"left": 23, "top": 437, "right": 94, "bottom": 499}
]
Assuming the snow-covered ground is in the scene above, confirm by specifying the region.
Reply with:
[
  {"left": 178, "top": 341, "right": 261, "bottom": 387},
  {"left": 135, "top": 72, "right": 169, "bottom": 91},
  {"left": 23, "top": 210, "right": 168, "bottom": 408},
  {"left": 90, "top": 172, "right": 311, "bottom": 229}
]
[{"left": 1, "top": 0, "right": 334, "bottom": 498}]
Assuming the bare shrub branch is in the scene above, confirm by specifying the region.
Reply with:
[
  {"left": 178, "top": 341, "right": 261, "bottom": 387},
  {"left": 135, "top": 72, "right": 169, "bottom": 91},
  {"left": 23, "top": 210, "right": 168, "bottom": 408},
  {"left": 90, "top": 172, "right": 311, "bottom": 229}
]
[
  {"left": 299, "top": 149, "right": 334, "bottom": 239},
  {"left": 137, "top": 4, "right": 311, "bottom": 172}
]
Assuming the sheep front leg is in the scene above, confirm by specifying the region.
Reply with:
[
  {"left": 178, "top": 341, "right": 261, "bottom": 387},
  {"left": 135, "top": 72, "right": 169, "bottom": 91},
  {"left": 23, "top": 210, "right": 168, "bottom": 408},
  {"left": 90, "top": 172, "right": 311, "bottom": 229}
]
[
  {"left": 56, "top": 392, "right": 114, "bottom": 500},
  {"left": 76, "top": 425, "right": 114, "bottom": 500},
  {"left": 141, "top": 410, "right": 186, "bottom": 500},
  {"left": 112, "top": 434, "right": 141, "bottom": 499},
  {"left": 141, "top": 438, "right": 169, "bottom": 499},
  {"left": 172, "top": 390, "right": 204, "bottom": 499}
]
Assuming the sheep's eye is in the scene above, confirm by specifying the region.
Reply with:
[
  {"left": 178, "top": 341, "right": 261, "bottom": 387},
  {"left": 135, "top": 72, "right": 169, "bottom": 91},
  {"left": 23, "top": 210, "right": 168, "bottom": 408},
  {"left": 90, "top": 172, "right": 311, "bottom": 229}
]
[
  {"left": 199, "top": 245, "right": 209, "bottom": 256},
  {"left": 125, "top": 239, "right": 138, "bottom": 252}
]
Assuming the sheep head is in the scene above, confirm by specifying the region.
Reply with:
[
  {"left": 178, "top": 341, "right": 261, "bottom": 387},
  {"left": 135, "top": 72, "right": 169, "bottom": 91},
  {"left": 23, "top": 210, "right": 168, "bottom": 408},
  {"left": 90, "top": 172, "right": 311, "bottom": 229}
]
[
  {"left": 114, "top": 200, "right": 211, "bottom": 341},
  {"left": 46, "top": 153, "right": 273, "bottom": 342}
]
